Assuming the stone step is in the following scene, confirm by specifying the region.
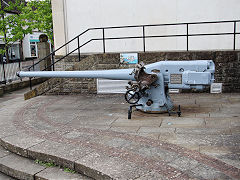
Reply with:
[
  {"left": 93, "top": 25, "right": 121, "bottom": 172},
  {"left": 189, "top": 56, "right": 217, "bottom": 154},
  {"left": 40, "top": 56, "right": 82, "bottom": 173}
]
[
  {"left": 0, "top": 146, "right": 92, "bottom": 180},
  {"left": 0, "top": 172, "right": 16, "bottom": 180}
]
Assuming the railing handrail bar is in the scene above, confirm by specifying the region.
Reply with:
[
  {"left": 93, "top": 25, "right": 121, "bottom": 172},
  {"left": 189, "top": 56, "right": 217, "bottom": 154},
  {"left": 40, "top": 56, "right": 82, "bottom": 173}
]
[
  {"left": 42, "top": 31, "right": 240, "bottom": 71},
  {"left": 42, "top": 39, "right": 95, "bottom": 71},
  {"left": 29, "top": 19, "right": 240, "bottom": 71},
  {"left": 28, "top": 29, "right": 91, "bottom": 70},
  {"left": 87, "top": 20, "right": 240, "bottom": 30}
]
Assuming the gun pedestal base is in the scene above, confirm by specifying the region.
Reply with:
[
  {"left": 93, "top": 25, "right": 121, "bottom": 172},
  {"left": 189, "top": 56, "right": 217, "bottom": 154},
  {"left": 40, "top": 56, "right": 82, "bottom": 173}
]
[
  {"left": 133, "top": 74, "right": 174, "bottom": 116},
  {"left": 128, "top": 75, "right": 175, "bottom": 119}
]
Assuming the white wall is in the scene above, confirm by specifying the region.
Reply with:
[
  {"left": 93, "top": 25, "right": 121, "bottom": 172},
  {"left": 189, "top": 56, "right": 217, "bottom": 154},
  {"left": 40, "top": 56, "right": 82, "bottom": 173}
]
[
  {"left": 52, "top": 0, "right": 240, "bottom": 55},
  {"left": 52, "top": 0, "right": 67, "bottom": 55}
]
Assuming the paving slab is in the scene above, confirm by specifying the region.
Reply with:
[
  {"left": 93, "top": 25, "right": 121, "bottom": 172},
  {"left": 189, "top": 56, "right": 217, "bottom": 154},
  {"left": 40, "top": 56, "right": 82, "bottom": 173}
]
[
  {"left": 0, "top": 124, "right": 19, "bottom": 139},
  {"left": 161, "top": 117, "right": 205, "bottom": 128},
  {"left": 135, "top": 171, "right": 167, "bottom": 180},
  {"left": 171, "top": 133, "right": 224, "bottom": 147},
  {"left": 214, "top": 153, "right": 240, "bottom": 169},
  {"left": 0, "top": 133, "right": 45, "bottom": 157},
  {"left": 110, "top": 126, "right": 139, "bottom": 133},
  {"left": 175, "top": 127, "right": 232, "bottom": 135},
  {"left": 137, "top": 145, "right": 181, "bottom": 163},
  {"left": 167, "top": 155, "right": 200, "bottom": 171},
  {"left": 199, "top": 145, "right": 240, "bottom": 157},
  {"left": 158, "top": 132, "right": 177, "bottom": 142},
  {"left": 75, "top": 151, "right": 149, "bottom": 180},
  {"left": 136, "top": 132, "right": 161, "bottom": 140},
  {"left": 205, "top": 117, "right": 232, "bottom": 128},
  {"left": 231, "top": 127, "right": 240, "bottom": 134},
  {"left": 28, "top": 140, "right": 94, "bottom": 169},
  {"left": 111, "top": 117, "right": 162, "bottom": 127},
  {"left": 189, "top": 164, "right": 232, "bottom": 179},
  {"left": 138, "top": 127, "right": 175, "bottom": 133},
  {"left": 69, "top": 115, "right": 117, "bottom": 126}
]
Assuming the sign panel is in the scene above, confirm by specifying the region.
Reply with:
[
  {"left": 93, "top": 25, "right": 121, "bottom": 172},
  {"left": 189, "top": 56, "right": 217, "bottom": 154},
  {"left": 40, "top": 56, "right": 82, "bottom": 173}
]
[
  {"left": 30, "top": 35, "right": 40, "bottom": 43},
  {"left": 170, "top": 74, "right": 182, "bottom": 84},
  {"left": 120, "top": 53, "right": 138, "bottom": 64},
  {"left": 169, "top": 89, "right": 180, "bottom": 93},
  {"left": 210, "top": 83, "right": 222, "bottom": 93},
  {"left": 97, "top": 79, "right": 128, "bottom": 94}
]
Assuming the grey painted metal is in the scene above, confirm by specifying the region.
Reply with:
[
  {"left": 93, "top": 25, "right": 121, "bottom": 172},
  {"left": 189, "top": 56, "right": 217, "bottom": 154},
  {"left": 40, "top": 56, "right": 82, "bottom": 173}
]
[
  {"left": 18, "top": 69, "right": 135, "bottom": 80},
  {"left": 18, "top": 60, "right": 215, "bottom": 113}
]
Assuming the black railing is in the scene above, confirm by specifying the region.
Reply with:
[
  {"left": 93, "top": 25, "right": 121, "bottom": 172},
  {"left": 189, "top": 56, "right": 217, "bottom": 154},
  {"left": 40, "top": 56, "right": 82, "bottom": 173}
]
[
  {"left": 0, "top": 58, "right": 38, "bottom": 84},
  {"left": 28, "top": 20, "right": 240, "bottom": 73}
]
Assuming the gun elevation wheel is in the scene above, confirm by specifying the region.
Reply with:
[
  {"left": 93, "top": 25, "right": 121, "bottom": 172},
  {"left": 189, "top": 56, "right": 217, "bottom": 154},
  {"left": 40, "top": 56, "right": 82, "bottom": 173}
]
[{"left": 125, "top": 90, "right": 140, "bottom": 104}]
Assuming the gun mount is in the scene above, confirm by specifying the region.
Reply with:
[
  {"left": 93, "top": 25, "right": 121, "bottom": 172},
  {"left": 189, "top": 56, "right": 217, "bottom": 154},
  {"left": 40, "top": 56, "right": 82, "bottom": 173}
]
[{"left": 17, "top": 60, "right": 215, "bottom": 119}]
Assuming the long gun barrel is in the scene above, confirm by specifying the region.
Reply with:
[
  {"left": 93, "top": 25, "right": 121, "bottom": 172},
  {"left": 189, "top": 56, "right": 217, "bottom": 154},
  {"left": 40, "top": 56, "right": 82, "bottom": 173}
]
[{"left": 17, "top": 69, "right": 135, "bottom": 80}]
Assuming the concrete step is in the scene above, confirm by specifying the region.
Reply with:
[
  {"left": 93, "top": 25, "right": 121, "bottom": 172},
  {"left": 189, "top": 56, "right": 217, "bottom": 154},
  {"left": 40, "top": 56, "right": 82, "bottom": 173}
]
[
  {"left": 0, "top": 172, "right": 16, "bottom": 180},
  {"left": 0, "top": 146, "right": 92, "bottom": 180}
]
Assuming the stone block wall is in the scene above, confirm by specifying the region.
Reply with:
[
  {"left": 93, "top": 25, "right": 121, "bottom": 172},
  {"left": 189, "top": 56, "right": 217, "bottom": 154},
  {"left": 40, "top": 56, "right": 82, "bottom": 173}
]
[
  {"left": 25, "top": 51, "right": 240, "bottom": 98},
  {"left": 0, "top": 77, "right": 47, "bottom": 98},
  {"left": 47, "top": 54, "right": 133, "bottom": 95}
]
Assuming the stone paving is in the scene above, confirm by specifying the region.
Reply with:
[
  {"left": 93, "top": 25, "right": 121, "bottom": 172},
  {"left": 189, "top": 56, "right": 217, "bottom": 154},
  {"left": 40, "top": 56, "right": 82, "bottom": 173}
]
[{"left": 0, "top": 88, "right": 240, "bottom": 179}]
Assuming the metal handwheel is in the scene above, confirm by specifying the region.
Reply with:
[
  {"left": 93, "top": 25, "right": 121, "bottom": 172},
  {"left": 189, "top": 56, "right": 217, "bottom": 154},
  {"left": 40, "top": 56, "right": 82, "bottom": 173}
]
[{"left": 125, "top": 90, "right": 140, "bottom": 104}]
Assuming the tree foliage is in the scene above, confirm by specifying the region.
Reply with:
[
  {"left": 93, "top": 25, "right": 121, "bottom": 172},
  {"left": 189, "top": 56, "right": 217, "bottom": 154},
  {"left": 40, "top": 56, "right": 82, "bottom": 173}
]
[
  {"left": 0, "top": 0, "right": 31, "bottom": 56},
  {"left": 25, "top": 0, "right": 53, "bottom": 45},
  {"left": 0, "top": 0, "right": 53, "bottom": 57}
]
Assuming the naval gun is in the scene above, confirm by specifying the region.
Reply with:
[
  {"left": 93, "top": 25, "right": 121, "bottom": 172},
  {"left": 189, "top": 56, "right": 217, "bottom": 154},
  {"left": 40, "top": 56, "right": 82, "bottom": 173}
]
[{"left": 17, "top": 60, "right": 215, "bottom": 119}]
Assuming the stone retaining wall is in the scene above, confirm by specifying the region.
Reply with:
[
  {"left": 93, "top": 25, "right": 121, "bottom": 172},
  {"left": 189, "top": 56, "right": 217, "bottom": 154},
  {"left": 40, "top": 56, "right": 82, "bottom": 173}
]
[
  {"left": 47, "top": 54, "right": 133, "bottom": 95},
  {"left": 25, "top": 51, "right": 240, "bottom": 98},
  {"left": 0, "top": 78, "right": 47, "bottom": 97}
]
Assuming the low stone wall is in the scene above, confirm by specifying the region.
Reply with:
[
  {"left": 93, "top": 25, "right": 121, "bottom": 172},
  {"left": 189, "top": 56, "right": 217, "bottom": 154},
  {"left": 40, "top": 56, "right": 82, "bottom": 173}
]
[
  {"left": 139, "top": 51, "right": 240, "bottom": 93},
  {"left": 0, "top": 78, "right": 47, "bottom": 97},
  {"left": 47, "top": 54, "right": 133, "bottom": 95},
  {"left": 54, "top": 51, "right": 240, "bottom": 93},
  {"left": 24, "top": 50, "right": 240, "bottom": 98}
]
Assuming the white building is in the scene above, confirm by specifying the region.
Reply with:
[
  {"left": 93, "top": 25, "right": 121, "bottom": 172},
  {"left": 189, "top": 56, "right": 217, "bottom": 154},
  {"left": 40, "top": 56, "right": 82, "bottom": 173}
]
[{"left": 52, "top": 0, "right": 240, "bottom": 56}]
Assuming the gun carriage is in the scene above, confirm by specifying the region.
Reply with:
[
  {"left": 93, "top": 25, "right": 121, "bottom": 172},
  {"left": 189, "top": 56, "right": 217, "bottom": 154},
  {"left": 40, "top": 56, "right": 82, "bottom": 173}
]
[{"left": 17, "top": 60, "right": 215, "bottom": 119}]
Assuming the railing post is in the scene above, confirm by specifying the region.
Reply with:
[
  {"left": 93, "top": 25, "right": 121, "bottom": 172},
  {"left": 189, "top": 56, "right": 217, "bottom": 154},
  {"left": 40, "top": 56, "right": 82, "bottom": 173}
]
[
  {"left": 186, "top": 23, "right": 189, "bottom": 51},
  {"left": 18, "top": 58, "right": 21, "bottom": 71},
  {"left": 233, "top": 21, "right": 236, "bottom": 50},
  {"left": 18, "top": 59, "right": 22, "bottom": 81},
  {"left": 28, "top": 68, "right": 32, "bottom": 90},
  {"left": 102, "top": 28, "right": 106, "bottom": 53},
  {"left": 143, "top": 26, "right": 146, "bottom": 52},
  {"left": 2, "top": 60, "right": 6, "bottom": 84},
  {"left": 29, "top": 77, "right": 32, "bottom": 90},
  {"left": 51, "top": 53, "right": 55, "bottom": 71},
  {"left": 32, "top": 58, "right": 35, "bottom": 71},
  {"left": 77, "top": 36, "right": 81, "bottom": 61}
]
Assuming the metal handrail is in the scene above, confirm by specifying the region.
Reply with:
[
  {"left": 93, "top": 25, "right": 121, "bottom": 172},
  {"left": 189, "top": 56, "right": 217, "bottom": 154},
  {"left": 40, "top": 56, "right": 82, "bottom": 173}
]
[
  {"left": 29, "top": 20, "right": 240, "bottom": 72},
  {"left": 27, "top": 29, "right": 91, "bottom": 70}
]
